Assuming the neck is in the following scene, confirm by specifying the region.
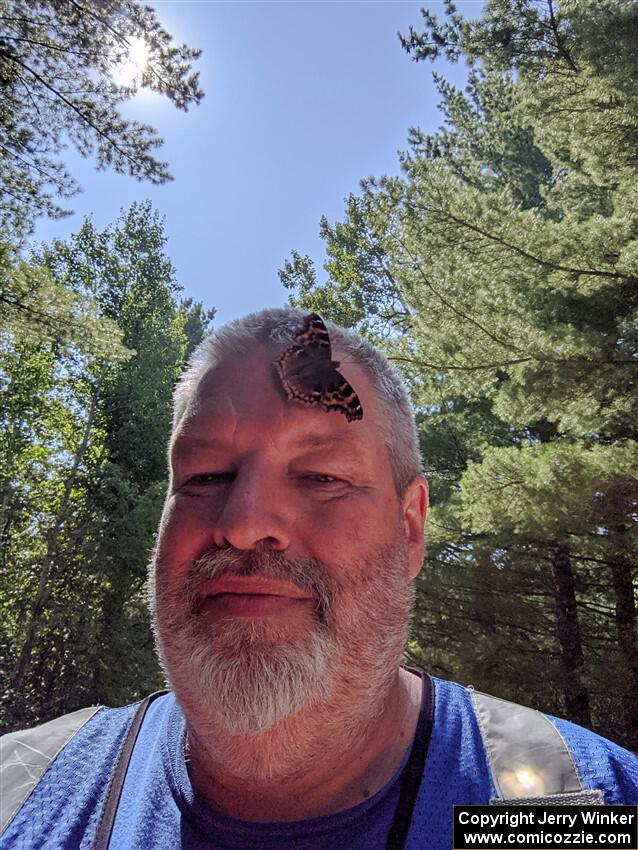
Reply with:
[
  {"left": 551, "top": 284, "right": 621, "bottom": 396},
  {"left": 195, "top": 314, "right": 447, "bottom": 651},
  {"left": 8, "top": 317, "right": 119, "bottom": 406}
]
[{"left": 184, "top": 667, "right": 422, "bottom": 822}]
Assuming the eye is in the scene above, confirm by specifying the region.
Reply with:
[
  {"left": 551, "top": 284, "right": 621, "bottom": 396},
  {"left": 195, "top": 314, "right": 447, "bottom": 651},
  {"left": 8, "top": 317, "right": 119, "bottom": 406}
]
[
  {"left": 184, "top": 472, "right": 235, "bottom": 486},
  {"left": 302, "top": 473, "right": 346, "bottom": 486}
]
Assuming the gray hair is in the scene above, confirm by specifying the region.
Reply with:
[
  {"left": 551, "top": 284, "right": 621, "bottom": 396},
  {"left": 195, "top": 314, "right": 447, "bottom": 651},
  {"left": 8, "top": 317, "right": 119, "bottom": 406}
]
[{"left": 172, "top": 307, "right": 422, "bottom": 495}]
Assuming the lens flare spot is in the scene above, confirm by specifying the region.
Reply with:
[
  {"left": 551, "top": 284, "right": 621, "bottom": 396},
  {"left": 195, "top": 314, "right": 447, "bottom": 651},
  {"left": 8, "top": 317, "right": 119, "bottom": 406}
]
[
  {"left": 113, "top": 37, "right": 149, "bottom": 86},
  {"left": 500, "top": 765, "right": 547, "bottom": 797}
]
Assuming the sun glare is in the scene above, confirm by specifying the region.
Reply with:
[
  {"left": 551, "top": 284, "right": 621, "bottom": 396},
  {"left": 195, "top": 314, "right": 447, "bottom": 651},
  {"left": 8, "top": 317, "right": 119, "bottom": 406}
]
[{"left": 113, "top": 37, "right": 149, "bottom": 86}]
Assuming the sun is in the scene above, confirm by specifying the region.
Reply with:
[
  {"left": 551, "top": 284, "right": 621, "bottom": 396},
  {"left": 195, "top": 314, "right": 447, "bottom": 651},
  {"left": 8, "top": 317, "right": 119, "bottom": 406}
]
[{"left": 113, "top": 37, "right": 149, "bottom": 87}]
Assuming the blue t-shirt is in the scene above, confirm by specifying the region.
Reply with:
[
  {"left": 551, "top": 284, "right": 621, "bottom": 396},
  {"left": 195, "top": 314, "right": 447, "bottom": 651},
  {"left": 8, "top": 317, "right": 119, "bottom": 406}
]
[
  {"left": 2, "top": 678, "right": 637, "bottom": 850},
  {"left": 112, "top": 692, "right": 411, "bottom": 850}
]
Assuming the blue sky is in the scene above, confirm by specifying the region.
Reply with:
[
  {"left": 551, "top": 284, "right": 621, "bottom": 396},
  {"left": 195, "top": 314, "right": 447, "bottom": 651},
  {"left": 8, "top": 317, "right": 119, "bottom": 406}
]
[{"left": 33, "top": 1, "right": 481, "bottom": 327}]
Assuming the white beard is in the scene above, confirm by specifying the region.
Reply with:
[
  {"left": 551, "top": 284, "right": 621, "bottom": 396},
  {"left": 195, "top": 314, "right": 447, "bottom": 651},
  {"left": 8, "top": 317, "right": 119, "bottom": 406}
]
[
  {"left": 149, "top": 534, "right": 414, "bottom": 755},
  {"left": 164, "top": 614, "right": 334, "bottom": 737}
]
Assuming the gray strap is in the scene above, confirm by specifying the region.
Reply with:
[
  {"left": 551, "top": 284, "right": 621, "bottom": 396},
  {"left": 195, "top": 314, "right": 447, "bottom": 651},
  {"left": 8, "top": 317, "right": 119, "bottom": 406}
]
[
  {"left": 91, "top": 691, "right": 167, "bottom": 850},
  {"left": 469, "top": 689, "right": 604, "bottom": 805},
  {"left": 492, "top": 790, "right": 605, "bottom": 805},
  {"left": 0, "top": 705, "right": 101, "bottom": 835}
]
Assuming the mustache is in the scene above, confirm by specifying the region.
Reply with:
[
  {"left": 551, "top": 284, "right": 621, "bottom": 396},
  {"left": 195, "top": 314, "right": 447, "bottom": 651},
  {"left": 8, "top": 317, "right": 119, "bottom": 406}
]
[{"left": 181, "top": 543, "right": 338, "bottom": 625}]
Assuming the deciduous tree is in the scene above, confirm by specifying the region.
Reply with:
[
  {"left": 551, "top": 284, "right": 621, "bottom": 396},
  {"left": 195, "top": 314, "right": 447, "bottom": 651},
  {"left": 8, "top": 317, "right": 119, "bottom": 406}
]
[{"left": 1, "top": 203, "right": 215, "bottom": 730}]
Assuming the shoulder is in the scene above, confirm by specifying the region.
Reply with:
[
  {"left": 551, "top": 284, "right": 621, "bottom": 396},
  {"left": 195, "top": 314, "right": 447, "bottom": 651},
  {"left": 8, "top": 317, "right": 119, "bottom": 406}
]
[
  {"left": 0, "top": 702, "right": 132, "bottom": 839},
  {"left": 0, "top": 693, "right": 174, "bottom": 843},
  {"left": 428, "top": 677, "right": 638, "bottom": 803},
  {"left": 551, "top": 715, "right": 638, "bottom": 804},
  {"left": 1, "top": 701, "right": 136, "bottom": 783}
]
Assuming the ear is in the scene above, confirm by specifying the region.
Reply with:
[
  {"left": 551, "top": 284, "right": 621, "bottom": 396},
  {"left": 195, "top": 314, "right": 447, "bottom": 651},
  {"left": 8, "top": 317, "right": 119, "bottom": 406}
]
[{"left": 402, "top": 476, "right": 428, "bottom": 579}]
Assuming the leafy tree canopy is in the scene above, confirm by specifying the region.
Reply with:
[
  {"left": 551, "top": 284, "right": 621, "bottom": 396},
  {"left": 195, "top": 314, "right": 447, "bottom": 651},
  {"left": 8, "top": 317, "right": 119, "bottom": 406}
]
[
  {"left": 1, "top": 201, "right": 216, "bottom": 730},
  {"left": 0, "top": 0, "right": 204, "bottom": 237},
  {"left": 281, "top": 0, "right": 638, "bottom": 747},
  {"left": 0, "top": 241, "right": 129, "bottom": 358}
]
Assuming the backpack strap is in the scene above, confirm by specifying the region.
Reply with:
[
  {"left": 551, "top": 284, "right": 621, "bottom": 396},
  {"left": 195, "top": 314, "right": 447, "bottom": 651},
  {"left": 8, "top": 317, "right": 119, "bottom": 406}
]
[
  {"left": 0, "top": 705, "right": 101, "bottom": 835},
  {"left": 469, "top": 689, "right": 604, "bottom": 805}
]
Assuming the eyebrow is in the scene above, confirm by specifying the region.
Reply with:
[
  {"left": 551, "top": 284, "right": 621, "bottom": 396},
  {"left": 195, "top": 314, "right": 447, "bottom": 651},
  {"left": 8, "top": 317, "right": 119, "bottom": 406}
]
[
  {"left": 292, "top": 431, "right": 361, "bottom": 450},
  {"left": 170, "top": 432, "right": 232, "bottom": 463},
  {"left": 173, "top": 430, "right": 361, "bottom": 454}
]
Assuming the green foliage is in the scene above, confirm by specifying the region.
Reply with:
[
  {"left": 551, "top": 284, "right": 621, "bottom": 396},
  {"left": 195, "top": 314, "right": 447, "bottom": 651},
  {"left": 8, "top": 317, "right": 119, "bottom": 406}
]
[
  {"left": 460, "top": 441, "right": 638, "bottom": 537},
  {"left": 282, "top": 0, "right": 638, "bottom": 748},
  {"left": 0, "top": 202, "right": 216, "bottom": 731},
  {"left": 0, "top": 1, "right": 211, "bottom": 731},
  {"left": 0, "top": 242, "right": 129, "bottom": 358},
  {"left": 180, "top": 297, "right": 217, "bottom": 358},
  {"left": 0, "top": 0, "right": 203, "bottom": 237}
]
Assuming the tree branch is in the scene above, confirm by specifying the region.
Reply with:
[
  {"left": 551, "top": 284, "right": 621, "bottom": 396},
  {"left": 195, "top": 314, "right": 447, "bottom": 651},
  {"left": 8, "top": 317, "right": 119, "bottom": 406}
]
[{"left": 7, "top": 53, "right": 145, "bottom": 172}]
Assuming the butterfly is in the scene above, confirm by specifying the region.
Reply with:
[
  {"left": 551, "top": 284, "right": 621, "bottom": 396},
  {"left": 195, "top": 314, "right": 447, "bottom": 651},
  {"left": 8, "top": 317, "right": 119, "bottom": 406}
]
[{"left": 275, "top": 313, "right": 364, "bottom": 422}]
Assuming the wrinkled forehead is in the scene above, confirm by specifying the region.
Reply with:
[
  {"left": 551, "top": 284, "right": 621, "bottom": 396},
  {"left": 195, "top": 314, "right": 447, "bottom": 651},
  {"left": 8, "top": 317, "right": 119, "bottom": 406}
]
[{"left": 172, "top": 341, "right": 389, "bottom": 454}]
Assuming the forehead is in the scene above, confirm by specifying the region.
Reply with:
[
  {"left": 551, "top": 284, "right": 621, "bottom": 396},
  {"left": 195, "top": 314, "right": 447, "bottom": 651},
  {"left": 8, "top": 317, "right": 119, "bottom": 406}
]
[{"left": 172, "top": 343, "right": 389, "bottom": 461}]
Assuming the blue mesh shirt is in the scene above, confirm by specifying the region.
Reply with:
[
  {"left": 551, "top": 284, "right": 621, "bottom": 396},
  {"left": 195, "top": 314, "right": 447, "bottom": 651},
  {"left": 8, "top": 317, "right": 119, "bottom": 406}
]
[{"left": 2, "top": 678, "right": 637, "bottom": 850}]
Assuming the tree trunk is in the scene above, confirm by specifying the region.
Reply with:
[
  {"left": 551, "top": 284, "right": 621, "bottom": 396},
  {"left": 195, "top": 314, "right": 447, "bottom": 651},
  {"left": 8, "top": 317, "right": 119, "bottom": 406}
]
[
  {"left": 551, "top": 541, "right": 591, "bottom": 727},
  {"left": 596, "top": 477, "right": 638, "bottom": 750},
  {"left": 608, "top": 541, "right": 638, "bottom": 750}
]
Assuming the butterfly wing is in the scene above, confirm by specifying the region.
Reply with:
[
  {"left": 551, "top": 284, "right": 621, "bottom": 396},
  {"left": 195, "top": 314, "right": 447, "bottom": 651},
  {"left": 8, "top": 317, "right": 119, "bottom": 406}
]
[
  {"left": 276, "top": 314, "right": 364, "bottom": 422},
  {"left": 314, "top": 373, "right": 364, "bottom": 422},
  {"left": 293, "top": 313, "right": 332, "bottom": 354}
]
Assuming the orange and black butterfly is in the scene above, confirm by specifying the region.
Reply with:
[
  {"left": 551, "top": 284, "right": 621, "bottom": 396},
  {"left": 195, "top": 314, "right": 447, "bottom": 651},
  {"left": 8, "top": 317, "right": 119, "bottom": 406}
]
[{"left": 275, "top": 314, "right": 363, "bottom": 422}]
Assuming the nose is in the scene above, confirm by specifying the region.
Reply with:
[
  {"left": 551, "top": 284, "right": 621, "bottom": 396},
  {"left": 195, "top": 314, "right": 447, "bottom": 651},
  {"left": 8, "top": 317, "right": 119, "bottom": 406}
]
[{"left": 212, "top": 465, "right": 292, "bottom": 551}]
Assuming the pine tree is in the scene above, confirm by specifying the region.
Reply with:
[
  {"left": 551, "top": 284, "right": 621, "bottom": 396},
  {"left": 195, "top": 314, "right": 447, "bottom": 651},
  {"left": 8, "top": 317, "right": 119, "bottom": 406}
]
[
  {"left": 281, "top": 0, "right": 638, "bottom": 747},
  {"left": 0, "top": 0, "right": 203, "bottom": 237}
]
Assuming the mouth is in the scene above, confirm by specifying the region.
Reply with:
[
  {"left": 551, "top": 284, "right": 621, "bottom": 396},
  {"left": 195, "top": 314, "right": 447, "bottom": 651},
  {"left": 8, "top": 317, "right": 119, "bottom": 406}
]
[{"left": 198, "top": 575, "right": 313, "bottom": 619}]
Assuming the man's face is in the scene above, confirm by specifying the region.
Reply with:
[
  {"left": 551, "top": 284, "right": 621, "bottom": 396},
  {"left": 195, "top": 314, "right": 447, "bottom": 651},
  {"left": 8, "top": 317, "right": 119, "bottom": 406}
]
[{"left": 151, "top": 343, "right": 426, "bottom": 737}]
